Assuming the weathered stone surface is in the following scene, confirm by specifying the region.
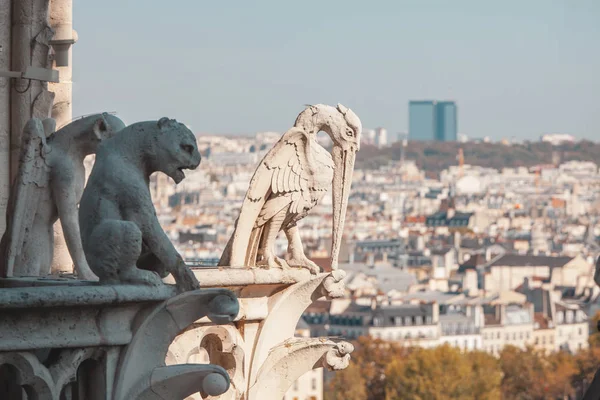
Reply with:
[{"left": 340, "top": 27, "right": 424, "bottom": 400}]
[
  {"left": 0, "top": 281, "right": 239, "bottom": 400},
  {"left": 219, "top": 104, "right": 362, "bottom": 272},
  {"left": 114, "top": 288, "right": 239, "bottom": 400},
  {"left": 80, "top": 118, "right": 201, "bottom": 293},
  {"left": 0, "top": 114, "right": 125, "bottom": 280},
  {"left": 169, "top": 268, "right": 353, "bottom": 400}
]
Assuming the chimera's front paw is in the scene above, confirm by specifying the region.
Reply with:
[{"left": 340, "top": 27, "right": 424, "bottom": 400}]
[
  {"left": 173, "top": 265, "right": 200, "bottom": 293},
  {"left": 120, "top": 268, "right": 163, "bottom": 286}
]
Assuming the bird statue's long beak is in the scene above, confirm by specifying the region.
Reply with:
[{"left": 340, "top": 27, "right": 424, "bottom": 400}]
[{"left": 330, "top": 144, "right": 357, "bottom": 270}]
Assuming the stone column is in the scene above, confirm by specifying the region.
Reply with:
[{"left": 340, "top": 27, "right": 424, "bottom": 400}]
[
  {"left": 0, "top": 0, "right": 11, "bottom": 237},
  {"left": 10, "top": 0, "right": 54, "bottom": 184},
  {"left": 48, "top": 0, "right": 74, "bottom": 129},
  {"left": 48, "top": 0, "right": 75, "bottom": 274}
]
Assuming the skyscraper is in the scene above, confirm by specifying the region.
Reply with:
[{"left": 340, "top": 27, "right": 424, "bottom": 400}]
[
  {"left": 409, "top": 100, "right": 457, "bottom": 141},
  {"left": 409, "top": 101, "right": 437, "bottom": 141},
  {"left": 435, "top": 101, "right": 457, "bottom": 141}
]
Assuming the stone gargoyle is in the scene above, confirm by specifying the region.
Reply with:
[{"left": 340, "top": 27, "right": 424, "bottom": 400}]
[
  {"left": 219, "top": 104, "right": 362, "bottom": 273},
  {"left": 79, "top": 117, "right": 201, "bottom": 292},
  {"left": 0, "top": 113, "right": 126, "bottom": 279}
]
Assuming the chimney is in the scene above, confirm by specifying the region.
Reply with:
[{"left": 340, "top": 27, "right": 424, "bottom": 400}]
[
  {"left": 485, "top": 247, "right": 492, "bottom": 261},
  {"left": 447, "top": 208, "right": 456, "bottom": 220},
  {"left": 432, "top": 302, "right": 439, "bottom": 323},
  {"left": 454, "top": 231, "right": 461, "bottom": 250},
  {"left": 367, "top": 253, "right": 375, "bottom": 266},
  {"left": 474, "top": 305, "right": 483, "bottom": 328}
]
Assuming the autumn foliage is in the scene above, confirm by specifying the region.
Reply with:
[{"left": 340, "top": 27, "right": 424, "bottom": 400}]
[{"left": 324, "top": 331, "right": 600, "bottom": 400}]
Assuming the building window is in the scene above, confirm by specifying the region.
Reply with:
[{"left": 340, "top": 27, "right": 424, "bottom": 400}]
[
  {"left": 312, "top": 378, "right": 317, "bottom": 390},
  {"left": 293, "top": 381, "right": 298, "bottom": 391},
  {"left": 497, "top": 332, "right": 501, "bottom": 339},
  {"left": 579, "top": 327, "right": 583, "bottom": 336}
]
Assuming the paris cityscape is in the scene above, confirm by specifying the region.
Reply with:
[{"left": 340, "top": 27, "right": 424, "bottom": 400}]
[
  {"left": 1, "top": 1, "right": 599, "bottom": 399},
  {"left": 138, "top": 100, "right": 600, "bottom": 399}
]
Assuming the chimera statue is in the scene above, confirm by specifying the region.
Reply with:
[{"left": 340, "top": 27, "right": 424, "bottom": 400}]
[
  {"left": 0, "top": 113, "right": 125, "bottom": 279},
  {"left": 79, "top": 117, "right": 201, "bottom": 292}
]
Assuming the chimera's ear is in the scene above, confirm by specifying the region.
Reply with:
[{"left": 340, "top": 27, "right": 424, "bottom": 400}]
[
  {"left": 92, "top": 115, "right": 109, "bottom": 140},
  {"left": 336, "top": 103, "right": 349, "bottom": 116},
  {"left": 157, "top": 117, "right": 170, "bottom": 130}
]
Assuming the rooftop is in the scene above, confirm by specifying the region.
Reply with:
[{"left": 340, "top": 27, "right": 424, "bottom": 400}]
[{"left": 489, "top": 255, "right": 574, "bottom": 269}]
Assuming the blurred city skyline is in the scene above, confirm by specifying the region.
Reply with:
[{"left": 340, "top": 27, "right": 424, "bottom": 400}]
[{"left": 73, "top": 0, "right": 599, "bottom": 141}]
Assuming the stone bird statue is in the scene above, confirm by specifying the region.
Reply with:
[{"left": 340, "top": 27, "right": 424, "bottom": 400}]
[{"left": 219, "top": 104, "right": 361, "bottom": 273}]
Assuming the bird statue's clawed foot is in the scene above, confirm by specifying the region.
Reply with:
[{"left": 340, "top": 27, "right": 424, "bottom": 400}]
[
  {"left": 286, "top": 255, "right": 321, "bottom": 275},
  {"left": 257, "top": 254, "right": 290, "bottom": 270}
]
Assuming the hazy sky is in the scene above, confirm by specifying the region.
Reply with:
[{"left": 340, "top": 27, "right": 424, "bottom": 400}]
[{"left": 73, "top": 0, "right": 599, "bottom": 141}]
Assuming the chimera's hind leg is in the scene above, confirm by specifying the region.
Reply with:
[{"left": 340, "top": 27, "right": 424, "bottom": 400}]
[
  {"left": 87, "top": 220, "right": 162, "bottom": 286},
  {"left": 137, "top": 249, "right": 169, "bottom": 278}
]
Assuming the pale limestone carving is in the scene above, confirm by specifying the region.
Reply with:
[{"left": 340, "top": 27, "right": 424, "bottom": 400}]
[
  {"left": 0, "top": 113, "right": 125, "bottom": 280},
  {"left": 114, "top": 288, "right": 239, "bottom": 400},
  {"left": 79, "top": 118, "right": 201, "bottom": 292},
  {"left": 219, "top": 104, "right": 361, "bottom": 272},
  {"left": 248, "top": 338, "right": 354, "bottom": 399},
  {"left": 168, "top": 269, "right": 353, "bottom": 400},
  {"left": 323, "top": 341, "right": 354, "bottom": 370}
]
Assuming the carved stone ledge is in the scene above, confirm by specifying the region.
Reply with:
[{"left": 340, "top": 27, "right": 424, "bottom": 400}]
[
  {"left": 0, "top": 280, "right": 177, "bottom": 351},
  {"left": 168, "top": 267, "right": 354, "bottom": 400},
  {"left": 248, "top": 338, "right": 354, "bottom": 399},
  {"left": 0, "top": 279, "right": 240, "bottom": 400},
  {"left": 171, "top": 266, "right": 313, "bottom": 287},
  {"left": 114, "top": 288, "right": 239, "bottom": 400}
]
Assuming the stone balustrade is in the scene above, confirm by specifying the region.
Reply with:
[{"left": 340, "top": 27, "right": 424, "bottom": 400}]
[{"left": 0, "top": 266, "right": 353, "bottom": 400}]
